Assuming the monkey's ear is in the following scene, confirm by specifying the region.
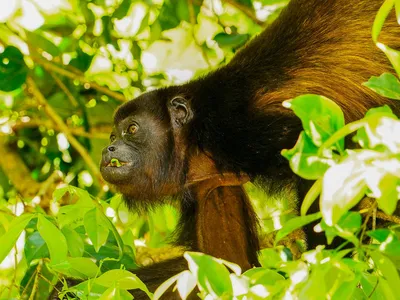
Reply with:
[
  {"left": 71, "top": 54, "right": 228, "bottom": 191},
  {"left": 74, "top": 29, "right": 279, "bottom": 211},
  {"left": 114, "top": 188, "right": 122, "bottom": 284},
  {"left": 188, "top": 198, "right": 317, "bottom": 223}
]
[{"left": 168, "top": 96, "right": 193, "bottom": 126}]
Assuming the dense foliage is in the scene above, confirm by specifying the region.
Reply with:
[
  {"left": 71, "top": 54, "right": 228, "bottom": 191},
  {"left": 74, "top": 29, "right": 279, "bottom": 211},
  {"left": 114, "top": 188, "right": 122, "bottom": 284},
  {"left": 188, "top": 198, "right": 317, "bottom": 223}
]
[{"left": 1, "top": 0, "right": 400, "bottom": 299}]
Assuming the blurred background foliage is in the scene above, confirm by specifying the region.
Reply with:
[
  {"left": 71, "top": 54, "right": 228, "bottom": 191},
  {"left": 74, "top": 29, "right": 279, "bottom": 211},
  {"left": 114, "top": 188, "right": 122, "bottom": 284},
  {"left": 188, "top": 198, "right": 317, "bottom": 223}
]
[{"left": 0, "top": 0, "right": 294, "bottom": 298}]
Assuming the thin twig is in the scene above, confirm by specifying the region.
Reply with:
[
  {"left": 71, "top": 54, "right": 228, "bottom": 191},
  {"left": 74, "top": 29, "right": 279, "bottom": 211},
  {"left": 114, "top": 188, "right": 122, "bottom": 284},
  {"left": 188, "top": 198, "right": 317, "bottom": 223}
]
[
  {"left": 28, "top": 262, "right": 41, "bottom": 300},
  {"left": 31, "top": 55, "right": 126, "bottom": 103},
  {"left": 27, "top": 76, "right": 105, "bottom": 187},
  {"left": 8, "top": 244, "right": 18, "bottom": 299},
  {"left": 359, "top": 201, "right": 378, "bottom": 244},
  {"left": 20, "top": 268, "right": 38, "bottom": 299},
  {"left": 12, "top": 119, "right": 111, "bottom": 139},
  {"left": 50, "top": 73, "right": 79, "bottom": 107},
  {"left": 39, "top": 273, "right": 60, "bottom": 292},
  {"left": 225, "top": 0, "right": 265, "bottom": 26}
]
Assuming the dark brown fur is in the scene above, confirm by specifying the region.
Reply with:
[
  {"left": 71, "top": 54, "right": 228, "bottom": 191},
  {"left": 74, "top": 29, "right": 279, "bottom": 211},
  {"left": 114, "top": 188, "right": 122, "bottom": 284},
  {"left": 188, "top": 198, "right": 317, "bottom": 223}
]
[{"left": 96, "top": 1, "right": 400, "bottom": 299}]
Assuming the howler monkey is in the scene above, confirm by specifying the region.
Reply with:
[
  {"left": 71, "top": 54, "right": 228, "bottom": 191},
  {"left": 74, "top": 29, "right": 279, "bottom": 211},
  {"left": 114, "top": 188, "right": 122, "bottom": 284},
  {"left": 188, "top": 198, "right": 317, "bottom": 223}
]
[{"left": 100, "top": 0, "right": 400, "bottom": 298}]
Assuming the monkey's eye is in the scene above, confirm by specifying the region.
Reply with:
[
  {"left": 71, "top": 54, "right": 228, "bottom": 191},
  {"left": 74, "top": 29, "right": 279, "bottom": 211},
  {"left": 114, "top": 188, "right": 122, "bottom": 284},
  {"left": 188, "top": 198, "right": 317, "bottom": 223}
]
[
  {"left": 110, "top": 134, "right": 116, "bottom": 143},
  {"left": 127, "top": 124, "right": 138, "bottom": 135}
]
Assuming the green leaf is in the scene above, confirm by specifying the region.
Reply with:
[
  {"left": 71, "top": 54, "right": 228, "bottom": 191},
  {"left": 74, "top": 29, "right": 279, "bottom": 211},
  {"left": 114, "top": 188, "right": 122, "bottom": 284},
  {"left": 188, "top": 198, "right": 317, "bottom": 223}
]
[
  {"left": 320, "top": 152, "right": 369, "bottom": 225},
  {"left": 185, "top": 252, "right": 232, "bottom": 297},
  {"left": 24, "top": 231, "right": 49, "bottom": 263},
  {"left": 363, "top": 73, "right": 400, "bottom": 100},
  {"left": 0, "top": 214, "right": 33, "bottom": 264},
  {"left": 367, "top": 229, "right": 400, "bottom": 257},
  {"left": 258, "top": 248, "right": 282, "bottom": 269},
  {"left": 62, "top": 226, "right": 84, "bottom": 257},
  {"left": 84, "top": 208, "right": 109, "bottom": 252},
  {"left": 372, "top": 0, "right": 394, "bottom": 43},
  {"left": 40, "top": 14, "right": 77, "bottom": 36},
  {"left": 68, "top": 257, "right": 99, "bottom": 278},
  {"left": 100, "top": 16, "right": 113, "bottom": 46},
  {"left": 113, "top": 0, "right": 131, "bottom": 19},
  {"left": 69, "top": 48, "right": 94, "bottom": 72},
  {"left": 301, "top": 178, "right": 322, "bottom": 215},
  {"left": 283, "top": 94, "right": 345, "bottom": 150},
  {"left": 243, "top": 268, "right": 285, "bottom": 285},
  {"left": 95, "top": 269, "right": 150, "bottom": 294},
  {"left": 176, "top": 0, "right": 190, "bottom": 22},
  {"left": 157, "top": 0, "right": 181, "bottom": 30},
  {"left": 62, "top": 281, "right": 107, "bottom": 298},
  {"left": 99, "top": 286, "right": 133, "bottom": 299},
  {"left": 365, "top": 105, "right": 396, "bottom": 117},
  {"left": 275, "top": 212, "right": 322, "bottom": 244},
  {"left": 321, "top": 212, "right": 361, "bottom": 246},
  {"left": 379, "top": 43, "right": 400, "bottom": 76},
  {"left": 26, "top": 30, "right": 61, "bottom": 56},
  {"left": 0, "top": 46, "right": 28, "bottom": 92},
  {"left": 360, "top": 274, "right": 393, "bottom": 300},
  {"left": 37, "top": 214, "right": 68, "bottom": 264},
  {"left": 214, "top": 33, "right": 250, "bottom": 49},
  {"left": 53, "top": 186, "right": 94, "bottom": 207},
  {"left": 396, "top": 0, "right": 400, "bottom": 24},
  {"left": 375, "top": 173, "right": 399, "bottom": 215},
  {"left": 100, "top": 286, "right": 120, "bottom": 299},
  {"left": 370, "top": 251, "right": 400, "bottom": 297},
  {"left": 282, "top": 131, "right": 333, "bottom": 180},
  {"left": 356, "top": 114, "right": 400, "bottom": 152}
]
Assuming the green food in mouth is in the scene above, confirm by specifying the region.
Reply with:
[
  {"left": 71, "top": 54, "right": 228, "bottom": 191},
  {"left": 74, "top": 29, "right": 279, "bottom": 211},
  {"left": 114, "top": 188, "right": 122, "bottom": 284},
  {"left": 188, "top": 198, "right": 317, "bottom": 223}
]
[{"left": 110, "top": 158, "right": 122, "bottom": 167}]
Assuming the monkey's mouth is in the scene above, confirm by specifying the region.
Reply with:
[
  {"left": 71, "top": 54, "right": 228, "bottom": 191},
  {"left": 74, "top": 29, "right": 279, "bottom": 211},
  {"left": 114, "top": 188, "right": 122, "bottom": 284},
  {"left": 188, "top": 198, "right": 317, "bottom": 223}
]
[{"left": 106, "top": 158, "right": 129, "bottom": 168}]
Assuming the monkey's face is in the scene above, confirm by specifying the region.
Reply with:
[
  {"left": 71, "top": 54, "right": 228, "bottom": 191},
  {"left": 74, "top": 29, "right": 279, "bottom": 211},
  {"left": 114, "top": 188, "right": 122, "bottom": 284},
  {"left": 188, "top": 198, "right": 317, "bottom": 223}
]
[{"left": 100, "top": 91, "right": 192, "bottom": 208}]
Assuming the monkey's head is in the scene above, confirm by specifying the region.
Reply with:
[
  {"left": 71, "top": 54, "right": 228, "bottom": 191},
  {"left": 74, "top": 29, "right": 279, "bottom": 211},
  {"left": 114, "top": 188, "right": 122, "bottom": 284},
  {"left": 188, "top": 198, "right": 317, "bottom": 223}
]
[{"left": 100, "top": 88, "right": 194, "bottom": 209}]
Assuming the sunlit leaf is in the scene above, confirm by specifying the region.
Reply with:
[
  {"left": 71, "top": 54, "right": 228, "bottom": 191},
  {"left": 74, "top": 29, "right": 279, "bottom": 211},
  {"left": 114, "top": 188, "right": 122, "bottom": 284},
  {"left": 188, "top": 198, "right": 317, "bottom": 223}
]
[
  {"left": 320, "top": 212, "right": 361, "bottom": 245},
  {"left": 370, "top": 251, "right": 400, "bottom": 297},
  {"left": 283, "top": 94, "right": 345, "bottom": 150},
  {"left": 374, "top": 173, "right": 399, "bottom": 215},
  {"left": 68, "top": 257, "right": 99, "bottom": 278},
  {"left": 177, "top": 270, "right": 197, "bottom": 300},
  {"left": 62, "top": 226, "right": 84, "bottom": 257},
  {"left": 320, "top": 152, "right": 372, "bottom": 225},
  {"left": 0, "top": 214, "right": 33, "bottom": 264},
  {"left": 153, "top": 272, "right": 182, "bottom": 300},
  {"left": 367, "top": 229, "right": 400, "bottom": 257},
  {"left": 282, "top": 132, "right": 334, "bottom": 180},
  {"left": 244, "top": 268, "right": 285, "bottom": 286},
  {"left": 185, "top": 252, "right": 232, "bottom": 297},
  {"left": 37, "top": 214, "right": 68, "bottom": 264},
  {"left": 84, "top": 208, "right": 109, "bottom": 252},
  {"left": 372, "top": 0, "right": 395, "bottom": 43},
  {"left": 95, "top": 269, "right": 150, "bottom": 295},
  {"left": 258, "top": 248, "right": 282, "bottom": 269},
  {"left": 378, "top": 43, "right": 400, "bottom": 76},
  {"left": 275, "top": 212, "right": 322, "bottom": 244},
  {"left": 363, "top": 73, "right": 400, "bottom": 100},
  {"left": 356, "top": 114, "right": 400, "bottom": 152},
  {"left": 26, "top": 30, "right": 61, "bottom": 56}
]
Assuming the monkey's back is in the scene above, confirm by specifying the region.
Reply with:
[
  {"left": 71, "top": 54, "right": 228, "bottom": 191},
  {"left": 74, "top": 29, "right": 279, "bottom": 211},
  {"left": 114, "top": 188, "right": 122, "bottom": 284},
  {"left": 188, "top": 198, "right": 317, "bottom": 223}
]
[{"left": 189, "top": 0, "right": 400, "bottom": 178}]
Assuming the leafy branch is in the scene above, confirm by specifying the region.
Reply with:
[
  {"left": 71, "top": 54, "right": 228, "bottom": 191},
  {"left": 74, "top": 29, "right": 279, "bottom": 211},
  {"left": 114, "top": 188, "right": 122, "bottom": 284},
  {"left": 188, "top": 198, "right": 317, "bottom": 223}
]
[{"left": 26, "top": 76, "right": 105, "bottom": 187}]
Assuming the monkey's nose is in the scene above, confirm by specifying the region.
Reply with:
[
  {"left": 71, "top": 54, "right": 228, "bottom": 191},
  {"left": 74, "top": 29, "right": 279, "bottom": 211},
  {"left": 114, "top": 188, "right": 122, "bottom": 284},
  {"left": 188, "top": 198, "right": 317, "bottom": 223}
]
[{"left": 108, "top": 145, "right": 116, "bottom": 152}]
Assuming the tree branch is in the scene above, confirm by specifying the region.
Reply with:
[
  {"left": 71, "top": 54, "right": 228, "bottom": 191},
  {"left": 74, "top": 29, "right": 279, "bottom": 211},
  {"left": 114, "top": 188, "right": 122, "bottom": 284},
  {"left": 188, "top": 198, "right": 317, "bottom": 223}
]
[
  {"left": 12, "top": 119, "right": 111, "bottom": 140},
  {"left": 225, "top": 0, "right": 265, "bottom": 26},
  {"left": 31, "top": 55, "right": 126, "bottom": 103},
  {"left": 27, "top": 76, "right": 105, "bottom": 187}
]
